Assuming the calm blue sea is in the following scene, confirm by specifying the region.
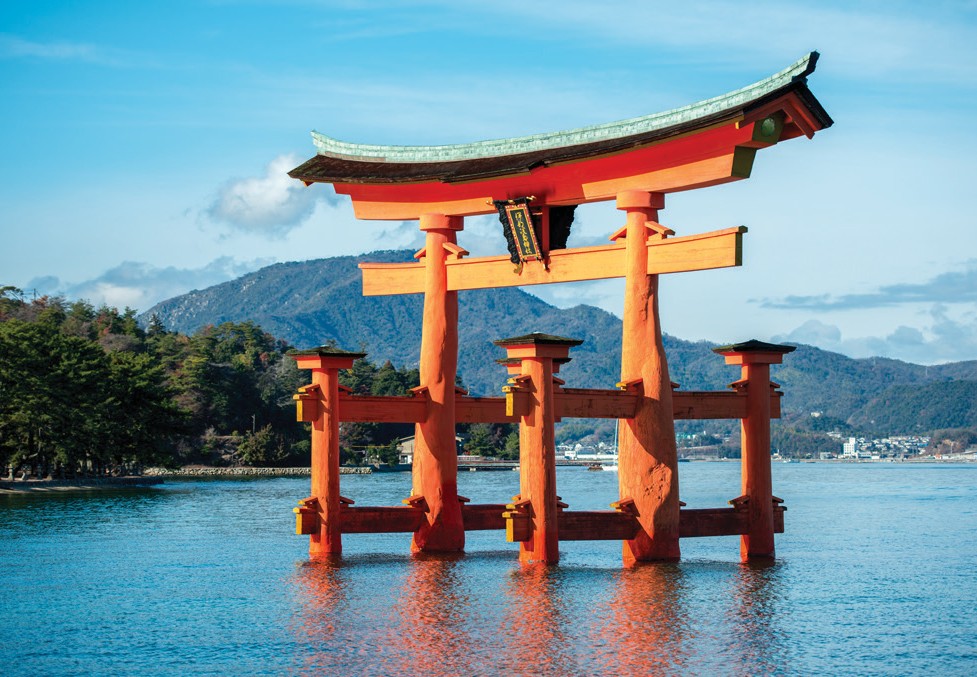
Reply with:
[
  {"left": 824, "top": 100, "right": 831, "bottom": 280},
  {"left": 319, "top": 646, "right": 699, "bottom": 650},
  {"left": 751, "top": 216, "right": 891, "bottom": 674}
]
[{"left": 1, "top": 463, "right": 975, "bottom": 676}]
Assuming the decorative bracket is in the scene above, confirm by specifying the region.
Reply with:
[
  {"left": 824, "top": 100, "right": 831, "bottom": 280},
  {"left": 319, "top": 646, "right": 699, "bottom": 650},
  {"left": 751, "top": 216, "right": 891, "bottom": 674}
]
[
  {"left": 611, "top": 497, "right": 638, "bottom": 516},
  {"left": 402, "top": 494, "right": 429, "bottom": 512}
]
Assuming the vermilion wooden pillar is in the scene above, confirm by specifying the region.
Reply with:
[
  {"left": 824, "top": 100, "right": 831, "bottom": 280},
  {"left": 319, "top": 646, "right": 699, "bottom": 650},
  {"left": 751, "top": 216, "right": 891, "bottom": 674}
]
[
  {"left": 411, "top": 213, "right": 465, "bottom": 552},
  {"left": 714, "top": 340, "right": 795, "bottom": 561},
  {"left": 615, "top": 190, "right": 681, "bottom": 564},
  {"left": 291, "top": 346, "right": 364, "bottom": 556},
  {"left": 496, "top": 333, "right": 581, "bottom": 564}
]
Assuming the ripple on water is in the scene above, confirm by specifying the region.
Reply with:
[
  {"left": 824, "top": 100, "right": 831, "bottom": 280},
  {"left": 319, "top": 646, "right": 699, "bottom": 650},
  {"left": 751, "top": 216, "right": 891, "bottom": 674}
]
[{"left": 1, "top": 466, "right": 975, "bottom": 675}]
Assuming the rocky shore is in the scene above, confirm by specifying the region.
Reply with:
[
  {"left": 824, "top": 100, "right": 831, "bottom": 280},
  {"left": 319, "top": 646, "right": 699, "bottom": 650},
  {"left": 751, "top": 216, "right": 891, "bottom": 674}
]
[
  {"left": 0, "top": 476, "right": 164, "bottom": 494},
  {"left": 142, "top": 466, "right": 372, "bottom": 477}
]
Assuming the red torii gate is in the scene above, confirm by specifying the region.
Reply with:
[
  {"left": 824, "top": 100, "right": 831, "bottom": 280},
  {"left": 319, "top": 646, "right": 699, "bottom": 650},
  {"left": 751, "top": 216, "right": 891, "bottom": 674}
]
[{"left": 288, "top": 53, "right": 831, "bottom": 565}]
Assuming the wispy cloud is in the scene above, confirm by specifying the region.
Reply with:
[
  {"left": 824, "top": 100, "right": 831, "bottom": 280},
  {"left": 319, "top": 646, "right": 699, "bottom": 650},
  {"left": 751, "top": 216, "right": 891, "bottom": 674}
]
[
  {"left": 0, "top": 33, "right": 124, "bottom": 65},
  {"left": 467, "top": 0, "right": 977, "bottom": 85},
  {"left": 206, "top": 155, "right": 334, "bottom": 237},
  {"left": 759, "top": 260, "right": 977, "bottom": 310},
  {"left": 27, "top": 257, "right": 273, "bottom": 312}
]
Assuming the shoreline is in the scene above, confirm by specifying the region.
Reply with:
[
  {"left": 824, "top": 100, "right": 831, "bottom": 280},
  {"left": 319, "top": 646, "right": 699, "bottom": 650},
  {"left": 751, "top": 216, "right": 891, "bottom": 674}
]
[
  {"left": 0, "top": 476, "right": 164, "bottom": 494},
  {"left": 142, "top": 466, "right": 372, "bottom": 478},
  {"left": 5, "top": 457, "right": 972, "bottom": 494}
]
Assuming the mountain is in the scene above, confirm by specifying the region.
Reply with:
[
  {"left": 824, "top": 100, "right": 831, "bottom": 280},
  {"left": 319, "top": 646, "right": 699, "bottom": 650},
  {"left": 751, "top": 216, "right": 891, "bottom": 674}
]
[{"left": 142, "top": 251, "right": 977, "bottom": 433}]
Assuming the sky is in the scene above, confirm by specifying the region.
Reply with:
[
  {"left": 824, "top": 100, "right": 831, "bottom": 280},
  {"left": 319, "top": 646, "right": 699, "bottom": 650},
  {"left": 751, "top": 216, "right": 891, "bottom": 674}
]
[{"left": 2, "top": 1, "right": 977, "bottom": 365}]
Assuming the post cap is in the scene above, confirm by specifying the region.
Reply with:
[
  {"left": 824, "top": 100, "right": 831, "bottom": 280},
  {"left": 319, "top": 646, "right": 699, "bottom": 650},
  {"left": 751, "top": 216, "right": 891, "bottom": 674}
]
[
  {"left": 493, "top": 332, "right": 583, "bottom": 348},
  {"left": 288, "top": 345, "right": 366, "bottom": 370},
  {"left": 288, "top": 345, "right": 368, "bottom": 359},
  {"left": 713, "top": 339, "right": 795, "bottom": 365},
  {"left": 712, "top": 339, "right": 796, "bottom": 355}
]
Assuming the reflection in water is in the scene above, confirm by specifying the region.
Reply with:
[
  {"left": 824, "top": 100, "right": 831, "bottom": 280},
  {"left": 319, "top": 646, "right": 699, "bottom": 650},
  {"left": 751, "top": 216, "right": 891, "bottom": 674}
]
[
  {"left": 595, "top": 563, "right": 690, "bottom": 675},
  {"left": 727, "top": 560, "right": 788, "bottom": 675},
  {"left": 289, "top": 552, "right": 788, "bottom": 675},
  {"left": 391, "top": 554, "right": 476, "bottom": 676},
  {"left": 291, "top": 555, "right": 351, "bottom": 674},
  {"left": 291, "top": 552, "right": 488, "bottom": 676},
  {"left": 500, "top": 564, "right": 578, "bottom": 675}
]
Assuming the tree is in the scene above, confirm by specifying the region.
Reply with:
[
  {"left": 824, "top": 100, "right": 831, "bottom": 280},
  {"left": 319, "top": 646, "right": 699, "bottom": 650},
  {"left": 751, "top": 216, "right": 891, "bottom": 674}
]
[{"left": 238, "top": 424, "right": 287, "bottom": 466}]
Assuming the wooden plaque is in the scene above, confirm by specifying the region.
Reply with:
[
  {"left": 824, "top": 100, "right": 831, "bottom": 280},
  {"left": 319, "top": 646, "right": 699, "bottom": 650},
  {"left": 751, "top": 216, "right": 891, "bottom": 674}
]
[{"left": 503, "top": 204, "right": 542, "bottom": 261}]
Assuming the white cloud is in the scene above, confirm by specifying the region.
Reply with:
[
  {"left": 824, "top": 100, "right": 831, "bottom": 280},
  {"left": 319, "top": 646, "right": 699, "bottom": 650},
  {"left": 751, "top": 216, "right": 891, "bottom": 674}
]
[
  {"left": 27, "top": 257, "right": 273, "bottom": 312},
  {"left": 206, "top": 155, "right": 330, "bottom": 237},
  {"left": 772, "top": 304, "right": 977, "bottom": 364}
]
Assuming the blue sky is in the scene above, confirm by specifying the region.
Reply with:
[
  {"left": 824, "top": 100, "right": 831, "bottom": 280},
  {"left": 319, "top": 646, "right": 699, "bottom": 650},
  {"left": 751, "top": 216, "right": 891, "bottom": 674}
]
[{"left": 2, "top": 1, "right": 976, "bottom": 364}]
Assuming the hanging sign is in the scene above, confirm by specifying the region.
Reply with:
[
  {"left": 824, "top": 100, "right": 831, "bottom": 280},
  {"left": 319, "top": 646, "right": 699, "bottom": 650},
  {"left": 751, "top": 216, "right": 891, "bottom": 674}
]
[{"left": 498, "top": 201, "right": 542, "bottom": 263}]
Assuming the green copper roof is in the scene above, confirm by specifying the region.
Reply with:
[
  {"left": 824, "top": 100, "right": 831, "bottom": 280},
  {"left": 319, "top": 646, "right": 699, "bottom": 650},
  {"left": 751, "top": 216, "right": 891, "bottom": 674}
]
[{"left": 311, "top": 53, "right": 820, "bottom": 164}]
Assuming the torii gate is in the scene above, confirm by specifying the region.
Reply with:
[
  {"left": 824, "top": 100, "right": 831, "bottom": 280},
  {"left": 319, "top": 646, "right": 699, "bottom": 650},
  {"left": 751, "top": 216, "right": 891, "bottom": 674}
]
[{"left": 288, "top": 53, "right": 831, "bottom": 565}]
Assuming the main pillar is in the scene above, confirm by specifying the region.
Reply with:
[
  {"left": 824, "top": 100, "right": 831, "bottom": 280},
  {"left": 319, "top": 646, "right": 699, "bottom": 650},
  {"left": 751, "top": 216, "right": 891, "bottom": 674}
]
[
  {"left": 291, "top": 346, "right": 365, "bottom": 556},
  {"left": 496, "top": 333, "right": 580, "bottom": 564},
  {"left": 615, "top": 190, "right": 681, "bottom": 563},
  {"left": 411, "top": 213, "right": 465, "bottom": 552},
  {"left": 714, "top": 340, "right": 795, "bottom": 561}
]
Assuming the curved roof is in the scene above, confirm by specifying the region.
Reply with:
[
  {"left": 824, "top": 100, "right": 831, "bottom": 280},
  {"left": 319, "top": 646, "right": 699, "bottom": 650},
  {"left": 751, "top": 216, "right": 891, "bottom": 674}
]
[{"left": 290, "top": 52, "right": 831, "bottom": 187}]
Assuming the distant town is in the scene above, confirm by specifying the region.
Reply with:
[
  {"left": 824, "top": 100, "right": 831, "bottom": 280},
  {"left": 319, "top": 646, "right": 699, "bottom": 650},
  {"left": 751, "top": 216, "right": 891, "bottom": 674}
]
[{"left": 556, "top": 432, "right": 977, "bottom": 463}]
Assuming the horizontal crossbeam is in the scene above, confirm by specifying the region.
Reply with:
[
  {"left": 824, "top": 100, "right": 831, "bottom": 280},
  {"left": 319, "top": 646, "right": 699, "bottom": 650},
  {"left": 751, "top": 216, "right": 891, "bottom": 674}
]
[
  {"left": 557, "top": 510, "right": 641, "bottom": 541},
  {"left": 325, "top": 503, "right": 784, "bottom": 538},
  {"left": 340, "top": 506, "right": 426, "bottom": 533},
  {"left": 360, "top": 227, "right": 745, "bottom": 296},
  {"left": 461, "top": 503, "right": 508, "bottom": 530},
  {"left": 679, "top": 506, "right": 785, "bottom": 538},
  {"left": 334, "top": 389, "right": 781, "bottom": 423},
  {"left": 506, "top": 506, "right": 786, "bottom": 541}
]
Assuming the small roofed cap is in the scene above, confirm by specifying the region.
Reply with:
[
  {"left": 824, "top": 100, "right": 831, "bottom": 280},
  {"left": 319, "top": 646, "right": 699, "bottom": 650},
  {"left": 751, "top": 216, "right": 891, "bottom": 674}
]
[
  {"left": 288, "top": 345, "right": 368, "bottom": 359},
  {"left": 712, "top": 339, "right": 796, "bottom": 355},
  {"left": 494, "top": 332, "right": 584, "bottom": 348}
]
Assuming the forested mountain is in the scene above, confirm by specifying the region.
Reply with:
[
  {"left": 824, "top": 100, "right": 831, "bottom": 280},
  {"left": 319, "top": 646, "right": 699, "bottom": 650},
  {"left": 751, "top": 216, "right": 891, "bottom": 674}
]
[
  {"left": 143, "top": 251, "right": 977, "bottom": 434},
  {"left": 0, "top": 289, "right": 314, "bottom": 475}
]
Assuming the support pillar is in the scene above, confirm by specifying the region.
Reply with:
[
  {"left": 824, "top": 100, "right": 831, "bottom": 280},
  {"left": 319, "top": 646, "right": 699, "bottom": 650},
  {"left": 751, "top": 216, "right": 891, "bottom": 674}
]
[
  {"left": 291, "top": 346, "right": 365, "bottom": 557},
  {"left": 411, "top": 213, "right": 465, "bottom": 552},
  {"left": 496, "top": 333, "right": 580, "bottom": 564},
  {"left": 714, "top": 340, "right": 795, "bottom": 561},
  {"left": 615, "top": 190, "right": 681, "bottom": 564}
]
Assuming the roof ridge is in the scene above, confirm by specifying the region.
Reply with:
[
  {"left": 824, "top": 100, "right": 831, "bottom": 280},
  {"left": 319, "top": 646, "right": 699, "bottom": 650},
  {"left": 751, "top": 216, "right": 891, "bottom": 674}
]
[{"left": 310, "top": 52, "right": 819, "bottom": 164}]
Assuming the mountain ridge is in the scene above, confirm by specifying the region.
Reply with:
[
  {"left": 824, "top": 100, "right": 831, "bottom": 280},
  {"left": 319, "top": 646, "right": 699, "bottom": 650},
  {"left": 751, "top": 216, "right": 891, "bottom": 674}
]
[{"left": 142, "top": 251, "right": 977, "bottom": 433}]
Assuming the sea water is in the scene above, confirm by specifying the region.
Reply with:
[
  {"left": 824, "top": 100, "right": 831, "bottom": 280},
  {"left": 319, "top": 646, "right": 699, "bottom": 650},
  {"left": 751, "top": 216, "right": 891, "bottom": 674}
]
[{"left": 1, "top": 463, "right": 975, "bottom": 675}]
